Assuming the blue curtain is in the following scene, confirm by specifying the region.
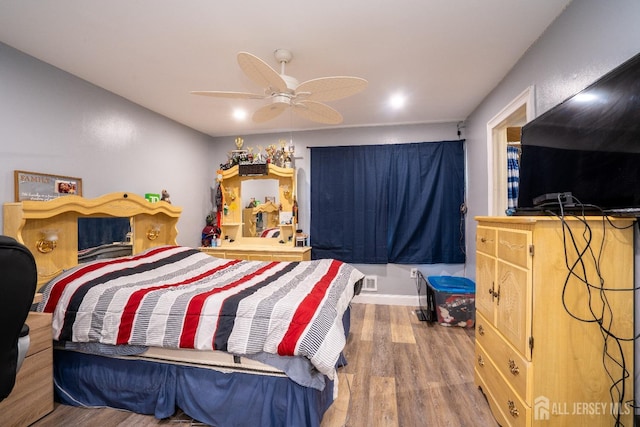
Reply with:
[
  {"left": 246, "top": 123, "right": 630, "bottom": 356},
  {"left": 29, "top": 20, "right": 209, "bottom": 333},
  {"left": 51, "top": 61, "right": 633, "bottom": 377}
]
[
  {"left": 507, "top": 145, "right": 520, "bottom": 211},
  {"left": 309, "top": 145, "right": 389, "bottom": 263},
  {"left": 310, "top": 140, "right": 465, "bottom": 264}
]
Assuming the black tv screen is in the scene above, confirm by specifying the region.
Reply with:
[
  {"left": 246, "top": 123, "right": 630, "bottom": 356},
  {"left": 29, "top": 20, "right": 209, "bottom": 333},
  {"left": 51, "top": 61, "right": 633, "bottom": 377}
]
[{"left": 518, "top": 52, "right": 640, "bottom": 212}]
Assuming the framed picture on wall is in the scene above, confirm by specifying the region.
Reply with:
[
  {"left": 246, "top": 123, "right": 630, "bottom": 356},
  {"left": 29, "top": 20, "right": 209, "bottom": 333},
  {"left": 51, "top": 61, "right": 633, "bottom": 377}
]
[{"left": 14, "top": 170, "right": 83, "bottom": 201}]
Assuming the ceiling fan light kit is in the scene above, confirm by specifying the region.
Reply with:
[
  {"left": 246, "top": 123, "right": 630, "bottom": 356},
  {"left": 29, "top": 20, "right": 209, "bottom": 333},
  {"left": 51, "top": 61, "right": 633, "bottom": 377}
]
[{"left": 191, "top": 49, "right": 367, "bottom": 125}]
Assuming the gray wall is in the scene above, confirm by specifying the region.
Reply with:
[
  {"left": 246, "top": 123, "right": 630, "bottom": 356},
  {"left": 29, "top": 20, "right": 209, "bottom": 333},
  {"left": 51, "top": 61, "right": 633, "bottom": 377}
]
[
  {"left": 210, "top": 123, "right": 468, "bottom": 299},
  {"left": 5, "top": 0, "right": 639, "bottom": 300},
  {"left": 0, "top": 42, "right": 214, "bottom": 248},
  {"left": 1, "top": 39, "right": 468, "bottom": 300},
  {"left": 464, "top": 0, "right": 640, "bottom": 404},
  {"left": 465, "top": 0, "right": 640, "bottom": 279}
]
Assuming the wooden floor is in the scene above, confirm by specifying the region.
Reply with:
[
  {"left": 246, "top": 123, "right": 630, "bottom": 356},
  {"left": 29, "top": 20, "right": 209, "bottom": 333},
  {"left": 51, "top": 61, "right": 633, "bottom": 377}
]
[{"left": 31, "top": 304, "right": 497, "bottom": 427}]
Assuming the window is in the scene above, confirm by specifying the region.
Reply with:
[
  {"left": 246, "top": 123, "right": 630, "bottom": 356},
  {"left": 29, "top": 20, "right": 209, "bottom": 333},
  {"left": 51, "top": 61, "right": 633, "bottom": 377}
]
[{"left": 310, "top": 141, "right": 465, "bottom": 264}]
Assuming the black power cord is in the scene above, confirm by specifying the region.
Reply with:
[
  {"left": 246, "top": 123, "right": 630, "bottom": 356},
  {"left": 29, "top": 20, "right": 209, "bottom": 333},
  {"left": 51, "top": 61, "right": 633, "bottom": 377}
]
[{"left": 546, "top": 194, "right": 636, "bottom": 426}]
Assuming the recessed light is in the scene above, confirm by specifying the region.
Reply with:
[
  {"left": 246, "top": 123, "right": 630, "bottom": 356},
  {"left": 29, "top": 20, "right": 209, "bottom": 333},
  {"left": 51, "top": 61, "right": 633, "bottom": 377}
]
[
  {"left": 233, "top": 109, "right": 248, "bottom": 120},
  {"left": 390, "top": 93, "right": 406, "bottom": 109}
]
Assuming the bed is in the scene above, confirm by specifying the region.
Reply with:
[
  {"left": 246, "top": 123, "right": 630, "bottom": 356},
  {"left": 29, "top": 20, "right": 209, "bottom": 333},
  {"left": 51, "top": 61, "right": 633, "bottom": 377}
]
[
  {"left": 260, "top": 227, "right": 281, "bottom": 238},
  {"left": 5, "top": 193, "right": 363, "bottom": 426}
]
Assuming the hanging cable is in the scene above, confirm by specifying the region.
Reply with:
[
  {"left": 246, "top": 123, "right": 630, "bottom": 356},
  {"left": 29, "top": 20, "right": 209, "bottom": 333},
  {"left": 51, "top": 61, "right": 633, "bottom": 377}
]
[
  {"left": 545, "top": 194, "right": 635, "bottom": 426},
  {"left": 456, "top": 121, "right": 465, "bottom": 139}
]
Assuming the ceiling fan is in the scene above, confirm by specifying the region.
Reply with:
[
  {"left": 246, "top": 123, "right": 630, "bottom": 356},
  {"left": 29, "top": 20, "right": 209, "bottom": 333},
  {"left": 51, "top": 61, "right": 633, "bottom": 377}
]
[{"left": 191, "top": 49, "right": 368, "bottom": 125}]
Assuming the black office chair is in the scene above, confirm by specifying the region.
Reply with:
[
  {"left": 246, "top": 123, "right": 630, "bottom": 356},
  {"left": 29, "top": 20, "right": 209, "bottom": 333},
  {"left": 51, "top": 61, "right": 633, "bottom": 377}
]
[{"left": 0, "top": 236, "right": 37, "bottom": 401}]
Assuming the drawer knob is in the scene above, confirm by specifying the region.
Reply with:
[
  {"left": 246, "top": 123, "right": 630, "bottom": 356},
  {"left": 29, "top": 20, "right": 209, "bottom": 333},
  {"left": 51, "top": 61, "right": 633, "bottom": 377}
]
[
  {"left": 477, "top": 355, "right": 485, "bottom": 367},
  {"left": 508, "top": 400, "right": 520, "bottom": 418},
  {"left": 480, "top": 237, "right": 487, "bottom": 243},
  {"left": 478, "top": 324, "right": 485, "bottom": 336},
  {"left": 508, "top": 358, "right": 520, "bottom": 375}
]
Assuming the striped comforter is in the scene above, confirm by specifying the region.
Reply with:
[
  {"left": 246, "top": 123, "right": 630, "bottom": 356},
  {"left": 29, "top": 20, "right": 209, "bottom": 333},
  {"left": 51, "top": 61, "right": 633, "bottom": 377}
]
[{"left": 37, "top": 246, "right": 364, "bottom": 378}]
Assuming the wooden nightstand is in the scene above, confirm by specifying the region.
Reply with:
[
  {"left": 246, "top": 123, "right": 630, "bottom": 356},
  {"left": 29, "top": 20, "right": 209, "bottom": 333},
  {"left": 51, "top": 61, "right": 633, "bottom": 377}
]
[
  {"left": 33, "top": 292, "right": 43, "bottom": 305},
  {"left": 0, "top": 311, "right": 54, "bottom": 427}
]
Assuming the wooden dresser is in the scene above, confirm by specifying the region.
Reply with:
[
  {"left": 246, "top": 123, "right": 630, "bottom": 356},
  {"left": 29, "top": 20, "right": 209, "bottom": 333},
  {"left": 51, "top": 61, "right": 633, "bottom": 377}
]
[
  {"left": 474, "top": 216, "right": 634, "bottom": 427},
  {"left": 0, "top": 311, "right": 53, "bottom": 427},
  {"left": 200, "top": 244, "right": 311, "bottom": 262}
]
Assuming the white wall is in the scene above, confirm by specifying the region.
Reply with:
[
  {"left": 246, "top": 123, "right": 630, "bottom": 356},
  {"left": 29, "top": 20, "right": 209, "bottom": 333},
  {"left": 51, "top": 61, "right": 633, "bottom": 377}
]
[{"left": 0, "top": 42, "right": 214, "bottom": 248}]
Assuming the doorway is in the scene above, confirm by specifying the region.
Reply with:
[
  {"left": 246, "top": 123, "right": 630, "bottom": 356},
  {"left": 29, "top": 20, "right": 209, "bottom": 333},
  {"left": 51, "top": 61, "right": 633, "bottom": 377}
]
[{"left": 486, "top": 86, "right": 535, "bottom": 216}]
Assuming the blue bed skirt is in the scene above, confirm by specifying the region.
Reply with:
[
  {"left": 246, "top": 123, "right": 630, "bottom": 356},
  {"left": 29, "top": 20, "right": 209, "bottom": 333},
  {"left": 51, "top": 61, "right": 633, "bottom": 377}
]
[
  {"left": 54, "top": 349, "right": 335, "bottom": 427},
  {"left": 53, "top": 306, "right": 351, "bottom": 426}
]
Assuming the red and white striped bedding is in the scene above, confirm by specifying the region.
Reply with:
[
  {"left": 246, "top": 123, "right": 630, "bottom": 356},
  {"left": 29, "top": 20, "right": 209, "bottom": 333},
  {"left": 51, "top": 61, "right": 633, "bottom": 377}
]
[
  {"left": 37, "top": 245, "right": 363, "bottom": 378},
  {"left": 260, "top": 227, "right": 280, "bottom": 238}
]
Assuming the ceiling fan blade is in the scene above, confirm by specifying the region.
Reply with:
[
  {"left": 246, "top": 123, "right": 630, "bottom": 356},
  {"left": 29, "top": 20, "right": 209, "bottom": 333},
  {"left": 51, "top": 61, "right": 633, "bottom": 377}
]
[
  {"left": 296, "top": 77, "right": 368, "bottom": 102},
  {"left": 252, "top": 101, "right": 288, "bottom": 123},
  {"left": 292, "top": 100, "right": 343, "bottom": 124},
  {"left": 237, "top": 52, "right": 288, "bottom": 93},
  {"left": 190, "top": 90, "right": 265, "bottom": 100}
]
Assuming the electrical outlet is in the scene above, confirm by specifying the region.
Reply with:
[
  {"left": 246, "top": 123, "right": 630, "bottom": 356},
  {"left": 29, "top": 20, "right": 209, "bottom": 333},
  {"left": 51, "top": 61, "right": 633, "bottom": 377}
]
[{"left": 410, "top": 268, "right": 417, "bottom": 279}]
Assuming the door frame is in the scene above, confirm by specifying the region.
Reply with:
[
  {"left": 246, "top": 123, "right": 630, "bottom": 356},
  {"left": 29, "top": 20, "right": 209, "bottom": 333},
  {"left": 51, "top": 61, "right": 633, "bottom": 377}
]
[{"left": 486, "top": 86, "right": 535, "bottom": 215}]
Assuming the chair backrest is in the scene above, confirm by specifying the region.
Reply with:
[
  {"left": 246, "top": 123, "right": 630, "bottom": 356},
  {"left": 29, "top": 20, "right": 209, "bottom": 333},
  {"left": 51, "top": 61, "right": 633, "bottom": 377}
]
[{"left": 0, "top": 236, "right": 37, "bottom": 401}]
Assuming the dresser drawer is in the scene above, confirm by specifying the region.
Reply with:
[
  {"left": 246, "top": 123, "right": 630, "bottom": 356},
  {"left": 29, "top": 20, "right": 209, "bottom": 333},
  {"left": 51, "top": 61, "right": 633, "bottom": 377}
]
[
  {"left": 476, "top": 312, "right": 531, "bottom": 404},
  {"left": 247, "top": 253, "right": 273, "bottom": 261},
  {"left": 476, "top": 226, "right": 496, "bottom": 256},
  {"left": 497, "top": 229, "right": 531, "bottom": 269},
  {"left": 0, "top": 312, "right": 53, "bottom": 426},
  {"left": 200, "top": 247, "right": 311, "bottom": 262},
  {"left": 276, "top": 254, "right": 309, "bottom": 262},
  {"left": 224, "top": 251, "right": 250, "bottom": 260},
  {"left": 476, "top": 343, "right": 530, "bottom": 427},
  {"left": 25, "top": 312, "right": 53, "bottom": 355}
]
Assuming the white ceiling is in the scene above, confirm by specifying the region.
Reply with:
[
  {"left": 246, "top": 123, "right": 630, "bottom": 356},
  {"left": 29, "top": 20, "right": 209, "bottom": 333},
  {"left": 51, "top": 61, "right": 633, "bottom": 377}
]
[{"left": 0, "top": 1, "right": 571, "bottom": 138}]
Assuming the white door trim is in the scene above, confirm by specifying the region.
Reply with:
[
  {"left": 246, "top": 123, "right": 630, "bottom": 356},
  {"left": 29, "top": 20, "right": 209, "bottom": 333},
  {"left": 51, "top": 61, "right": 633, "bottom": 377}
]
[{"left": 486, "top": 86, "right": 535, "bottom": 215}]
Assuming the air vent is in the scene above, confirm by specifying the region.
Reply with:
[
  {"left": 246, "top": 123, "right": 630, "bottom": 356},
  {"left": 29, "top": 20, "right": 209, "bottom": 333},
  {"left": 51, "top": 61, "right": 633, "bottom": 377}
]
[{"left": 363, "top": 275, "right": 378, "bottom": 292}]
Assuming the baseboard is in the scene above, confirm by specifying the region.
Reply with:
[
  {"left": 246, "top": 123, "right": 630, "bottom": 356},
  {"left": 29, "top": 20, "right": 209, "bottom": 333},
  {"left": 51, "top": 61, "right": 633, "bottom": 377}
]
[{"left": 352, "top": 293, "right": 418, "bottom": 306}]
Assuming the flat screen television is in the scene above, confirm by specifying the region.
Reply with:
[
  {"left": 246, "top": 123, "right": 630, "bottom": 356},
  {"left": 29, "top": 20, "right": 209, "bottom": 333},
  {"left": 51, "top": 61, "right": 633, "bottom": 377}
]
[{"left": 517, "top": 52, "right": 640, "bottom": 214}]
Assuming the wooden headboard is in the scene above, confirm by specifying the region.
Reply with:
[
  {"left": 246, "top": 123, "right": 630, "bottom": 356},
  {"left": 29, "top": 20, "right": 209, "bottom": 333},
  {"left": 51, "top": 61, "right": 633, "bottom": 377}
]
[{"left": 3, "top": 192, "right": 182, "bottom": 286}]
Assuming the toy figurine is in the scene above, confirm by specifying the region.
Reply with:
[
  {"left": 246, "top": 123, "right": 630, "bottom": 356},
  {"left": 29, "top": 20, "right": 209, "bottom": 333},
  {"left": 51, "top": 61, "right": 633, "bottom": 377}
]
[
  {"left": 201, "top": 214, "right": 220, "bottom": 247},
  {"left": 161, "top": 189, "right": 171, "bottom": 204}
]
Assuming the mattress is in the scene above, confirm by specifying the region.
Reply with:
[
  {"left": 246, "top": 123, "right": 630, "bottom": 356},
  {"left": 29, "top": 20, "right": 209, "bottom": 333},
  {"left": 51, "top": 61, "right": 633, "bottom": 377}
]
[
  {"left": 53, "top": 303, "right": 352, "bottom": 391},
  {"left": 137, "top": 346, "right": 286, "bottom": 376}
]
